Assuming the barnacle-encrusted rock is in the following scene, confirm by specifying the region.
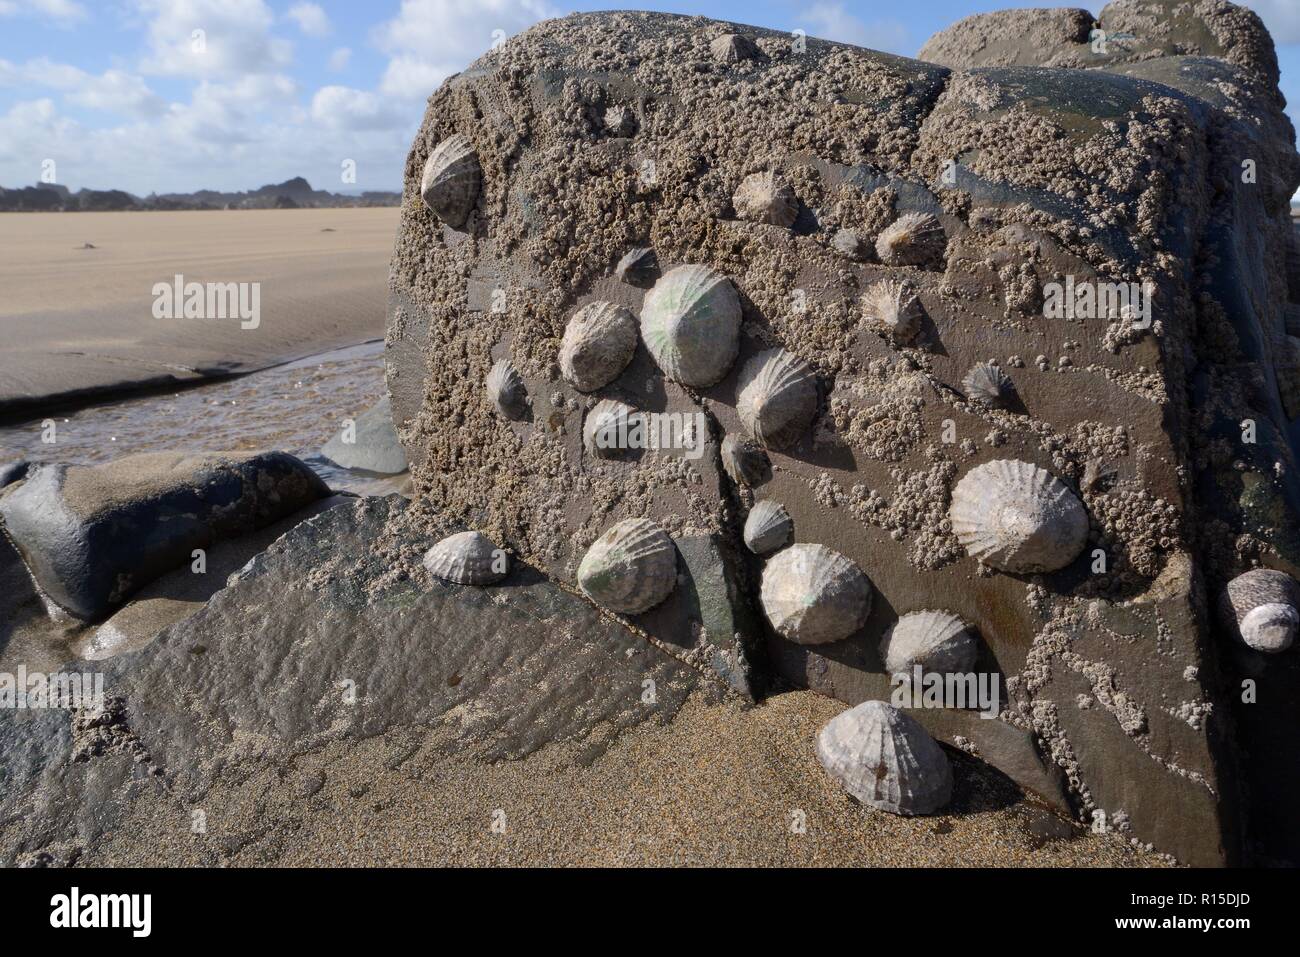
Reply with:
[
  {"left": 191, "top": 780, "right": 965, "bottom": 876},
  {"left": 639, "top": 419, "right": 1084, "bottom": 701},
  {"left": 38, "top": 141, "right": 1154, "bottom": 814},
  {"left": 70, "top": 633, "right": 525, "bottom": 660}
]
[
  {"left": 641, "top": 264, "right": 742, "bottom": 387},
  {"left": 721, "top": 434, "right": 771, "bottom": 487},
  {"left": 732, "top": 171, "right": 797, "bottom": 227},
  {"left": 963, "top": 361, "right": 1013, "bottom": 407},
  {"left": 1218, "top": 568, "right": 1300, "bottom": 653},
  {"left": 615, "top": 247, "right": 659, "bottom": 287},
  {"left": 560, "top": 301, "right": 638, "bottom": 392},
  {"left": 874, "top": 212, "right": 947, "bottom": 267},
  {"left": 743, "top": 500, "right": 792, "bottom": 555},
  {"left": 577, "top": 517, "right": 678, "bottom": 614},
  {"left": 880, "top": 610, "right": 978, "bottom": 678},
  {"left": 736, "top": 348, "right": 818, "bottom": 449},
  {"left": 485, "top": 359, "right": 527, "bottom": 419},
  {"left": 419, "top": 133, "right": 481, "bottom": 229},
  {"left": 949, "top": 459, "right": 1089, "bottom": 573},
  {"left": 862, "top": 279, "right": 923, "bottom": 344},
  {"left": 760, "top": 544, "right": 872, "bottom": 644},
  {"left": 816, "top": 700, "right": 953, "bottom": 815},
  {"left": 711, "top": 33, "right": 759, "bottom": 62},
  {"left": 583, "top": 399, "right": 639, "bottom": 459},
  {"left": 423, "top": 530, "right": 509, "bottom": 585},
  {"left": 1274, "top": 334, "right": 1300, "bottom": 420}
]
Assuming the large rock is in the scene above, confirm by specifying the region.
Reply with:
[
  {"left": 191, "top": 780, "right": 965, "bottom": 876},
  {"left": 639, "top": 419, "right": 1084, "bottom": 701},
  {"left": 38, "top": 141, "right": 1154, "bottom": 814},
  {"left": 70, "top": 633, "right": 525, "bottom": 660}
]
[
  {"left": 0, "top": 451, "right": 328, "bottom": 620},
  {"left": 385, "top": 7, "right": 1300, "bottom": 864}
]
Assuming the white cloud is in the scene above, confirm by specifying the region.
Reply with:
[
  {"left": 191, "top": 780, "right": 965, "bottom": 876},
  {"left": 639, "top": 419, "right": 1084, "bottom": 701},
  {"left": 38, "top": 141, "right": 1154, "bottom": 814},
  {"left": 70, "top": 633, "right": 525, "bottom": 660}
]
[
  {"left": 328, "top": 47, "right": 351, "bottom": 71},
  {"left": 0, "top": 0, "right": 88, "bottom": 26},
  {"left": 311, "top": 85, "right": 404, "bottom": 131},
  {"left": 286, "top": 2, "right": 330, "bottom": 38},
  {"left": 802, "top": 3, "right": 909, "bottom": 56},
  {"left": 134, "top": 0, "right": 292, "bottom": 78},
  {"left": 372, "top": 0, "right": 558, "bottom": 98},
  {"left": 0, "top": 57, "right": 166, "bottom": 118},
  {"left": 1243, "top": 1, "right": 1300, "bottom": 44}
]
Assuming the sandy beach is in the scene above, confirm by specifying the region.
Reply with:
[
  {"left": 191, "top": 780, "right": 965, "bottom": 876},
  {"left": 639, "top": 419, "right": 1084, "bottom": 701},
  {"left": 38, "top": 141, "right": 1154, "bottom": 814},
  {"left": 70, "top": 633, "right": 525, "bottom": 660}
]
[{"left": 0, "top": 208, "right": 399, "bottom": 416}]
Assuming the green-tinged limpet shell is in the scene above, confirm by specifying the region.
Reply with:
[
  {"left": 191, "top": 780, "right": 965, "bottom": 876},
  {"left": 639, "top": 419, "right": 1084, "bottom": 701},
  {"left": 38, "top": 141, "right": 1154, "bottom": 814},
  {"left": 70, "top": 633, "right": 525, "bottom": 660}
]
[
  {"left": 641, "top": 265, "right": 741, "bottom": 387},
  {"left": 875, "top": 212, "right": 947, "bottom": 267},
  {"left": 577, "top": 517, "right": 678, "bottom": 614},
  {"left": 420, "top": 134, "right": 481, "bottom": 229},
  {"left": 737, "top": 348, "right": 818, "bottom": 450},
  {"left": 743, "top": 500, "right": 792, "bottom": 555},
  {"left": 560, "top": 301, "right": 638, "bottom": 392},
  {"left": 423, "top": 530, "right": 508, "bottom": 585},
  {"left": 760, "top": 543, "right": 872, "bottom": 644}
]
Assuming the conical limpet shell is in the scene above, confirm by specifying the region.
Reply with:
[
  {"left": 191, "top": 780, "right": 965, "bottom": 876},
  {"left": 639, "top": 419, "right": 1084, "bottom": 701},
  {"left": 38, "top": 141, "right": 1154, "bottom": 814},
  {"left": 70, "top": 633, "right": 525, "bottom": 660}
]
[
  {"left": 486, "top": 358, "right": 527, "bottom": 419},
  {"left": 862, "top": 279, "right": 923, "bottom": 344},
  {"left": 560, "top": 301, "right": 638, "bottom": 392},
  {"left": 733, "top": 171, "right": 797, "bottom": 228},
  {"left": 875, "top": 212, "right": 947, "bottom": 267},
  {"left": 420, "top": 134, "right": 481, "bottom": 229},
  {"left": 963, "top": 361, "right": 1013, "bottom": 407},
  {"left": 721, "top": 435, "right": 771, "bottom": 487},
  {"left": 711, "top": 33, "right": 760, "bottom": 63},
  {"left": 880, "top": 610, "right": 977, "bottom": 679},
  {"left": 577, "top": 517, "right": 678, "bottom": 614},
  {"left": 743, "top": 500, "right": 792, "bottom": 555},
  {"left": 1218, "top": 568, "right": 1300, "bottom": 653},
  {"left": 423, "top": 530, "right": 508, "bottom": 585},
  {"left": 736, "top": 348, "right": 818, "bottom": 450},
  {"left": 604, "top": 104, "right": 637, "bottom": 137},
  {"left": 949, "top": 459, "right": 1088, "bottom": 573},
  {"left": 641, "top": 265, "right": 742, "bottom": 387},
  {"left": 832, "top": 229, "right": 868, "bottom": 261},
  {"left": 816, "top": 700, "right": 953, "bottom": 815},
  {"left": 760, "top": 543, "right": 872, "bottom": 645},
  {"left": 583, "top": 399, "right": 639, "bottom": 459},
  {"left": 615, "top": 247, "right": 659, "bottom": 287}
]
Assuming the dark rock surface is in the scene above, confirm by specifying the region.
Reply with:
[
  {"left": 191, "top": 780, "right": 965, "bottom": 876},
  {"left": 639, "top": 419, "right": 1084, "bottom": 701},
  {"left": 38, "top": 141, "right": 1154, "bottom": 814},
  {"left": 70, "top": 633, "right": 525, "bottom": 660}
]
[{"left": 320, "top": 395, "right": 409, "bottom": 475}]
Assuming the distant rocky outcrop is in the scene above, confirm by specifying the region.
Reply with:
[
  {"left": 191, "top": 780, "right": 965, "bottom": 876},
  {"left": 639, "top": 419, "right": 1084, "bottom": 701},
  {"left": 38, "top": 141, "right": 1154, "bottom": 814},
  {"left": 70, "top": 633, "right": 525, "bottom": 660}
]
[{"left": 0, "top": 177, "right": 400, "bottom": 212}]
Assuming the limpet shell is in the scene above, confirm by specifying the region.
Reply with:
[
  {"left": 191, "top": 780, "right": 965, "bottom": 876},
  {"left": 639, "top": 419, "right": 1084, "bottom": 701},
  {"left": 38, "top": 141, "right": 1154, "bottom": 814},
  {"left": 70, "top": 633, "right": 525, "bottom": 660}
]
[
  {"left": 816, "top": 700, "right": 953, "bottom": 815},
  {"left": 604, "top": 105, "right": 637, "bottom": 137},
  {"left": 423, "top": 530, "right": 508, "bottom": 585},
  {"left": 832, "top": 229, "right": 868, "bottom": 261},
  {"left": 711, "top": 33, "right": 760, "bottom": 62},
  {"left": 615, "top": 247, "right": 659, "bottom": 287},
  {"left": 577, "top": 517, "right": 678, "bottom": 614},
  {"left": 733, "top": 171, "right": 797, "bottom": 228},
  {"left": 420, "top": 134, "right": 481, "bottom": 229},
  {"left": 721, "top": 435, "right": 771, "bottom": 487},
  {"left": 875, "top": 212, "right": 947, "bottom": 268},
  {"left": 583, "top": 399, "right": 639, "bottom": 459},
  {"left": 560, "top": 302, "right": 638, "bottom": 392},
  {"left": 743, "top": 500, "right": 793, "bottom": 555},
  {"left": 736, "top": 349, "right": 818, "bottom": 450},
  {"left": 486, "top": 359, "right": 527, "bottom": 419},
  {"left": 862, "top": 279, "right": 923, "bottom": 344},
  {"left": 963, "top": 361, "right": 1013, "bottom": 407},
  {"left": 949, "top": 459, "right": 1088, "bottom": 573},
  {"left": 1218, "top": 568, "right": 1300, "bottom": 653},
  {"left": 880, "top": 610, "right": 977, "bottom": 679},
  {"left": 760, "top": 544, "right": 872, "bottom": 645},
  {"left": 641, "top": 265, "right": 742, "bottom": 387}
]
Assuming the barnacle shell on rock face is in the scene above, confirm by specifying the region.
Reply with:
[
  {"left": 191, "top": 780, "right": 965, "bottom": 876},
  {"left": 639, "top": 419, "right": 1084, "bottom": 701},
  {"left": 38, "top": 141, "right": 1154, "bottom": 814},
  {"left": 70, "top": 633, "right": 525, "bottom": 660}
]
[
  {"left": 737, "top": 349, "right": 818, "bottom": 449},
  {"left": 816, "top": 700, "right": 953, "bottom": 815},
  {"left": 880, "top": 611, "right": 977, "bottom": 679},
  {"left": 949, "top": 459, "right": 1089, "bottom": 573},
  {"left": 423, "top": 531, "right": 508, "bottom": 585},
  {"left": 721, "top": 435, "right": 771, "bottom": 487},
  {"left": 733, "top": 171, "right": 797, "bottom": 228},
  {"left": 641, "top": 265, "right": 741, "bottom": 387},
  {"left": 577, "top": 517, "right": 678, "bottom": 614},
  {"left": 419, "top": 134, "right": 481, "bottom": 229},
  {"left": 862, "top": 279, "right": 923, "bottom": 344},
  {"left": 963, "top": 361, "right": 1013, "bottom": 407},
  {"left": 583, "top": 399, "right": 638, "bottom": 459},
  {"left": 760, "top": 544, "right": 872, "bottom": 645},
  {"left": 615, "top": 247, "right": 659, "bottom": 287},
  {"left": 711, "top": 33, "right": 759, "bottom": 62},
  {"left": 743, "top": 500, "right": 792, "bottom": 555},
  {"left": 560, "top": 302, "right": 638, "bottom": 392},
  {"left": 1218, "top": 568, "right": 1300, "bottom": 653},
  {"left": 875, "top": 212, "right": 947, "bottom": 268},
  {"left": 486, "top": 359, "right": 527, "bottom": 419}
]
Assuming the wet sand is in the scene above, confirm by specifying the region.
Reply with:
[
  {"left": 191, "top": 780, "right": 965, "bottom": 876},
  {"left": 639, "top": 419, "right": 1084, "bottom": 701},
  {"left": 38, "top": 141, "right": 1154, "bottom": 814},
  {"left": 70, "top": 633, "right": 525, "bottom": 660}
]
[{"left": 0, "top": 208, "right": 400, "bottom": 417}]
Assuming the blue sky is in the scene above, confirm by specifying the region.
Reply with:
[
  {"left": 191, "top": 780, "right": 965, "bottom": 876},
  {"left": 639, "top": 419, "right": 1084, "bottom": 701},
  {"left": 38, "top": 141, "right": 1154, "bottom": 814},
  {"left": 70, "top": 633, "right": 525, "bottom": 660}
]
[{"left": 1, "top": 0, "right": 1298, "bottom": 194}]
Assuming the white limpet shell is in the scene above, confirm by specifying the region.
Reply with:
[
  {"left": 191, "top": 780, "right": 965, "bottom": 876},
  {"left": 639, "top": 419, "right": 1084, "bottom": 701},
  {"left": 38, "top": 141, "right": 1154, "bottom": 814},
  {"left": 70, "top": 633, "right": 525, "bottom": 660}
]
[
  {"left": 862, "top": 279, "right": 923, "bottom": 345},
  {"left": 816, "top": 700, "right": 953, "bottom": 815},
  {"left": 423, "top": 530, "right": 508, "bottom": 585},
  {"left": 641, "top": 265, "right": 742, "bottom": 387},
  {"left": 486, "top": 358, "right": 527, "bottom": 419},
  {"left": 963, "top": 361, "right": 1013, "bottom": 407},
  {"left": 743, "top": 500, "right": 792, "bottom": 555},
  {"left": 736, "top": 349, "right": 819, "bottom": 450},
  {"left": 583, "top": 399, "right": 639, "bottom": 459},
  {"left": 880, "top": 610, "right": 977, "bottom": 679},
  {"left": 874, "top": 212, "right": 947, "bottom": 267},
  {"left": 733, "top": 171, "right": 797, "bottom": 227},
  {"left": 577, "top": 517, "right": 678, "bottom": 614},
  {"left": 419, "top": 134, "right": 481, "bottom": 229},
  {"left": 604, "top": 104, "right": 637, "bottom": 137},
  {"left": 1218, "top": 568, "right": 1300, "bottom": 653},
  {"left": 560, "top": 301, "right": 638, "bottom": 392},
  {"left": 760, "top": 544, "right": 872, "bottom": 645},
  {"left": 721, "top": 435, "right": 771, "bottom": 487},
  {"left": 949, "top": 459, "right": 1089, "bottom": 573},
  {"left": 711, "top": 33, "right": 760, "bottom": 62}
]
